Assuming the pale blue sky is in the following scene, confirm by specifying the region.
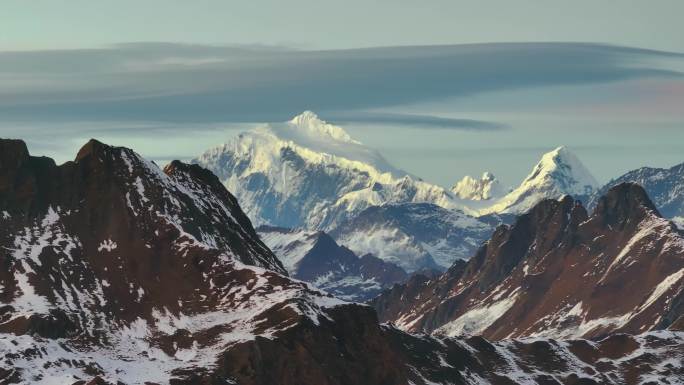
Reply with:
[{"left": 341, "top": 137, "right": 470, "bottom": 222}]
[
  {"left": 3, "top": 1, "right": 684, "bottom": 51},
  {"left": 1, "top": 1, "right": 683, "bottom": 187}
]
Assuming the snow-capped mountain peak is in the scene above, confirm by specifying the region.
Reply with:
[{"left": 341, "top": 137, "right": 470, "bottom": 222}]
[
  {"left": 253, "top": 111, "right": 400, "bottom": 175},
  {"left": 451, "top": 171, "right": 504, "bottom": 200},
  {"left": 528, "top": 146, "right": 598, "bottom": 194},
  {"left": 286, "top": 110, "right": 359, "bottom": 144},
  {"left": 194, "top": 112, "right": 466, "bottom": 229},
  {"left": 482, "top": 146, "right": 598, "bottom": 214}
]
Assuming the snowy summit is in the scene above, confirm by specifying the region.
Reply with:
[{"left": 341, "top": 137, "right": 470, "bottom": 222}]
[
  {"left": 193, "top": 111, "right": 463, "bottom": 229},
  {"left": 482, "top": 146, "right": 599, "bottom": 214},
  {"left": 451, "top": 172, "right": 504, "bottom": 201}
]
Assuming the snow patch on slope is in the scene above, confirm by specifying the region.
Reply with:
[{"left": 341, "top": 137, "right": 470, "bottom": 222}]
[
  {"left": 639, "top": 268, "right": 684, "bottom": 313},
  {"left": 0, "top": 259, "right": 348, "bottom": 384},
  {"left": 672, "top": 216, "right": 684, "bottom": 230},
  {"left": 435, "top": 290, "right": 520, "bottom": 336}
]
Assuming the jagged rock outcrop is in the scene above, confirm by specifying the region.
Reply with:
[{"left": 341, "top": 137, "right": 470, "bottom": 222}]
[
  {"left": 2, "top": 139, "right": 682, "bottom": 384},
  {"left": 374, "top": 183, "right": 684, "bottom": 340}
]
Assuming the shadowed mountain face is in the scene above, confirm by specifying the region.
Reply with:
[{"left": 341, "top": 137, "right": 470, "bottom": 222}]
[
  {"left": 374, "top": 183, "right": 684, "bottom": 340},
  {"left": 1, "top": 139, "right": 682, "bottom": 385},
  {"left": 257, "top": 226, "right": 408, "bottom": 301},
  {"left": 330, "top": 203, "right": 510, "bottom": 271}
]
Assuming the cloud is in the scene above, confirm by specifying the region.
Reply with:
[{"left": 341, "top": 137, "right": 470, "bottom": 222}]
[
  {"left": 326, "top": 112, "right": 506, "bottom": 130},
  {"left": 0, "top": 42, "right": 681, "bottom": 124}
]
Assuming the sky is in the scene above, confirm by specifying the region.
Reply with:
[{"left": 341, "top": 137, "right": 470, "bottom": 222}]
[{"left": 1, "top": 1, "right": 684, "bottom": 187}]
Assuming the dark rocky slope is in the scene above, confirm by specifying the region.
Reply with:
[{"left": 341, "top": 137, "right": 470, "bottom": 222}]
[
  {"left": 0, "top": 139, "right": 681, "bottom": 384},
  {"left": 374, "top": 184, "right": 684, "bottom": 340},
  {"left": 0, "top": 139, "right": 403, "bottom": 384}
]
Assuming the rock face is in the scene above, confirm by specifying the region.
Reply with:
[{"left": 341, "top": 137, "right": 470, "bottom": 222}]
[
  {"left": 374, "top": 183, "right": 684, "bottom": 340},
  {"left": 1, "top": 139, "right": 682, "bottom": 384},
  {"left": 330, "top": 203, "right": 509, "bottom": 272},
  {"left": 589, "top": 161, "right": 684, "bottom": 219},
  {"left": 0, "top": 139, "right": 401, "bottom": 384},
  {"left": 257, "top": 226, "right": 407, "bottom": 301},
  {"left": 384, "top": 329, "right": 684, "bottom": 385},
  {"left": 451, "top": 172, "right": 504, "bottom": 201},
  {"left": 482, "top": 146, "right": 599, "bottom": 215}
]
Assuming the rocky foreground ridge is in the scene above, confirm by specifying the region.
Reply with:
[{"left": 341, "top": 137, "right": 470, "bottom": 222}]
[
  {"left": 0, "top": 139, "right": 681, "bottom": 384},
  {"left": 374, "top": 184, "right": 684, "bottom": 341}
]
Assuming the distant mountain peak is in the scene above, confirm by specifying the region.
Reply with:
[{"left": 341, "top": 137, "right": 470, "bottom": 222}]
[
  {"left": 288, "top": 110, "right": 323, "bottom": 127},
  {"left": 451, "top": 171, "right": 504, "bottom": 200},
  {"left": 527, "top": 146, "right": 598, "bottom": 193},
  {"left": 482, "top": 146, "right": 598, "bottom": 214},
  {"left": 284, "top": 110, "right": 359, "bottom": 144},
  {"left": 193, "top": 114, "right": 466, "bottom": 229},
  {"left": 257, "top": 226, "right": 407, "bottom": 300}
]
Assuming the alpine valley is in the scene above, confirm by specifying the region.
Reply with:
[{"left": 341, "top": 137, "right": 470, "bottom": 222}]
[{"left": 1, "top": 111, "right": 683, "bottom": 385}]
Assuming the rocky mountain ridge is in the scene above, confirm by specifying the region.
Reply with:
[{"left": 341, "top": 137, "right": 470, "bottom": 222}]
[
  {"left": 257, "top": 226, "right": 408, "bottom": 301},
  {"left": 195, "top": 113, "right": 601, "bottom": 271},
  {"left": 0, "top": 139, "right": 681, "bottom": 384},
  {"left": 374, "top": 183, "right": 684, "bottom": 340}
]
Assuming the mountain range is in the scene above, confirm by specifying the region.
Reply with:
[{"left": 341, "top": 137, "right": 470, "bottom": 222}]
[
  {"left": 192, "top": 111, "right": 461, "bottom": 232},
  {"left": 373, "top": 183, "right": 684, "bottom": 340},
  {"left": 1, "top": 138, "right": 682, "bottom": 384},
  {"left": 194, "top": 112, "right": 603, "bottom": 274},
  {"left": 191, "top": 112, "right": 684, "bottom": 304}
]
